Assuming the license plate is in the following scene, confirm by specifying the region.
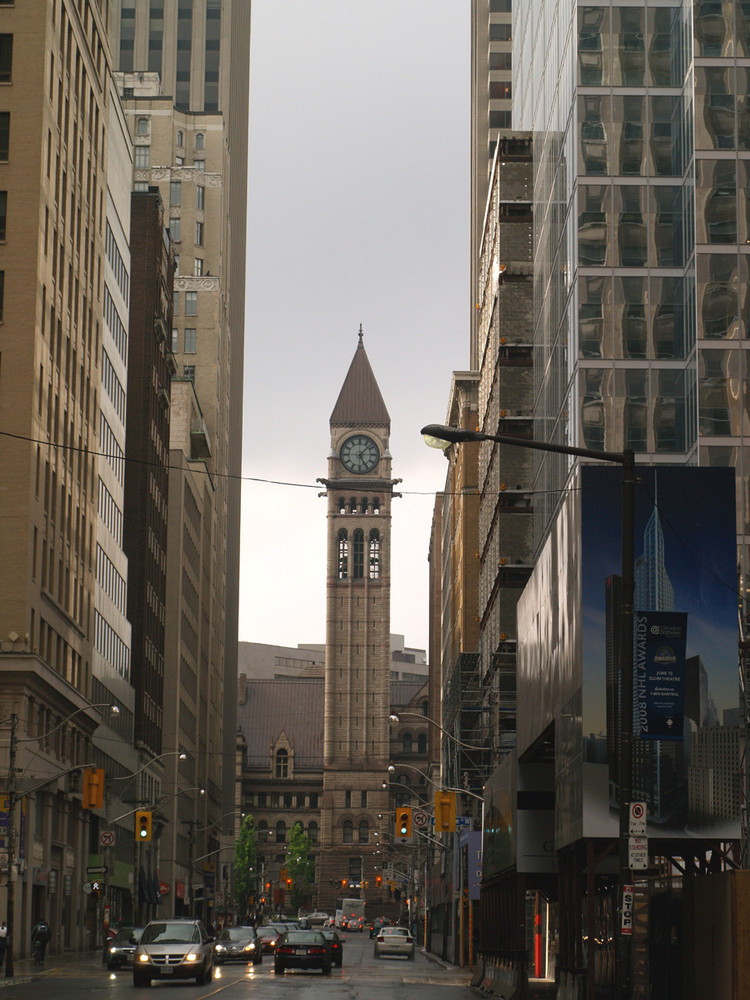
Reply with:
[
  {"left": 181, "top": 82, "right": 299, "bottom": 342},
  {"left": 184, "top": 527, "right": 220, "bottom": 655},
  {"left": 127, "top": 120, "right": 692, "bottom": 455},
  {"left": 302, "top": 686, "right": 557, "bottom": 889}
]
[
  {"left": 295, "top": 948, "right": 308, "bottom": 955},
  {"left": 160, "top": 966, "right": 174, "bottom": 974}
]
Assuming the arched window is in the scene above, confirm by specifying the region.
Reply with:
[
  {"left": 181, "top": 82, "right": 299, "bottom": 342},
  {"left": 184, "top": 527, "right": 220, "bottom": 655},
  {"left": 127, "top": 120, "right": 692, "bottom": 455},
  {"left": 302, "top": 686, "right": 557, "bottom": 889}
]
[
  {"left": 257, "top": 821, "right": 268, "bottom": 844},
  {"left": 353, "top": 529, "right": 364, "bottom": 579},
  {"left": 195, "top": 132, "right": 205, "bottom": 149},
  {"left": 418, "top": 733, "right": 427, "bottom": 754},
  {"left": 337, "top": 529, "right": 348, "bottom": 579},
  {"left": 369, "top": 530, "right": 380, "bottom": 579},
  {"left": 398, "top": 774, "right": 411, "bottom": 786},
  {"left": 372, "top": 497, "right": 380, "bottom": 513},
  {"left": 343, "top": 820, "right": 353, "bottom": 844},
  {"left": 338, "top": 497, "right": 346, "bottom": 514},
  {"left": 308, "top": 821, "right": 319, "bottom": 845},
  {"left": 358, "top": 820, "right": 369, "bottom": 843},
  {"left": 348, "top": 497, "right": 357, "bottom": 513},
  {"left": 276, "top": 820, "right": 286, "bottom": 843},
  {"left": 421, "top": 700, "right": 429, "bottom": 716},
  {"left": 402, "top": 732, "right": 413, "bottom": 754},
  {"left": 176, "top": 128, "right": 183, "bottom": 145},
  {"left": 275, "top": 748, "right": 289, "bottom": 778},
  {"left": 361, "top": 498, "right": 368, "bottom": 513},
  {"left": 137, "top": 118, "right": 149, "bottom": 135}
]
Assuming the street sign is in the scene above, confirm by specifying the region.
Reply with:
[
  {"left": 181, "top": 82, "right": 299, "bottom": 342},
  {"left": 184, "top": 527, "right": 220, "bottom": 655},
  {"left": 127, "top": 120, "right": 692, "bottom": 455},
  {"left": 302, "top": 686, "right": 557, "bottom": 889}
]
[
  {"left": 381, "top": 861, "right": 390, "bottom": 871},
  {"left": 456, "top": 816, "right": 471, "bottom": 827},
  {"left": 87, "top": 865, "right": 108, "bottom": 875},
  {"left": 83, "top": 881, "right": 93, "bottom": 894},
  {"left": 100, "top": 830, "right": 115, "bottom": 848},
  {"left": 621, "top": 884, "right": 634, "bottom": 935},
  {"left": 629, "top": 802, "right": 647, "bottom": 836},
  {"left": 628, "top": 836, "right": 649, "bottom": 870},
  {"left": 412, "top": 810, "right": 428, "bottom": 829}
]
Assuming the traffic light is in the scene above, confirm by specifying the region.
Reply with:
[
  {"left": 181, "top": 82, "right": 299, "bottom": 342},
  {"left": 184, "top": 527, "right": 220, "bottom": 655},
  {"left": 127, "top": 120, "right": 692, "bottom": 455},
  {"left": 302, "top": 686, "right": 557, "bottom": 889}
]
[
  {"left": 135, "top": 810, "right": 152, "bottom": 841},
  {"left": 376, "top": 875, "right": 382, "bottom": 886},
  {"left": 91, "top": 879, "right": 103, "bottom": 899},
  {"left": 82, "top": 768, "right": 105, "bottom": 809},
  {"left": 396, "top": 807, "right": 412, "bottom": 839},
  {"left": 286, "top": 878, "right": 292, "bottom": 889},
  {"left": 434, "top": 790, "right": 457, "bottom": 833}
]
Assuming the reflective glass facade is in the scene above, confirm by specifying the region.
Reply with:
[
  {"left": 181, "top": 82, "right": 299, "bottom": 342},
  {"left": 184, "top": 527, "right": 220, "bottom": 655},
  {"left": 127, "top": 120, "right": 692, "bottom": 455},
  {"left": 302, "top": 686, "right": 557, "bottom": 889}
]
[{"left": 514, "top": 0, "right": 750, "bottom": 600}]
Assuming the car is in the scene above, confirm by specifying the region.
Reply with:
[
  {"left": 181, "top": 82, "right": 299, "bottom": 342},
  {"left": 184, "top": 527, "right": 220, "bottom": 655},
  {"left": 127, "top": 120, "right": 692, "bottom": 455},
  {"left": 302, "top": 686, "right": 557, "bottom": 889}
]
[
  {"left": 320, "top": 928, "right": 343, "bottom": 967},
  {"left": 274, "top": 929, "right": 332, "bottom": 975},
  {"left": 255, "top": 924, "right": 285, "bottom": 953},
  {"left": 369, "top": 916, "right": 391, "bottom": 938},
  {"left": 214, "top": 926, "right": 262, "bottom": 965},
  {"left": 107, "top": 926, "right": 143, "bottom": 969},
  {"left": 305, "top": 911, "right": 330, "bottom": 927},
  {"left": 133, "top": 918, "right": 215, "bottom": 986},
  {"left": 373, "top": 925, "right": 415, "bottom": 960},
  {"left": 349, "top": 915, "right": 365, "bottom": 933}
]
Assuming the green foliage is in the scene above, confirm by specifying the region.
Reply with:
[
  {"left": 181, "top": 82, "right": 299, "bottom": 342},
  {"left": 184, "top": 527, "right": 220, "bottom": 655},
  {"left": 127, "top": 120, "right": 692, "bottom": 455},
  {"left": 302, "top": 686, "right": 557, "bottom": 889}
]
[
  {"left": 285, "top": 821, "right": 314, "bottom": 910},
  {"left": 234, "top": 815, "right": 257, "bottom": 910}
]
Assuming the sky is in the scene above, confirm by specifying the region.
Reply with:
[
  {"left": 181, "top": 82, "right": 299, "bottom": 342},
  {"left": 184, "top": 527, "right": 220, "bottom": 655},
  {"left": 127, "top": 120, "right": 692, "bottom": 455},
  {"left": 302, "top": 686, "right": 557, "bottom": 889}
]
[{"left": 239, "top": 1, "right": 471, "bottom": 652}]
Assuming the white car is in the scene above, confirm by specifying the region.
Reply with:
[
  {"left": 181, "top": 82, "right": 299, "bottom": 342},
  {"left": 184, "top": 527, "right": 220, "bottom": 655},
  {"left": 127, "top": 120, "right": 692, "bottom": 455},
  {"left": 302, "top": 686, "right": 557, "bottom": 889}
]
[{"left": 373, "top": 925, "right": 415, "bottom": 960}]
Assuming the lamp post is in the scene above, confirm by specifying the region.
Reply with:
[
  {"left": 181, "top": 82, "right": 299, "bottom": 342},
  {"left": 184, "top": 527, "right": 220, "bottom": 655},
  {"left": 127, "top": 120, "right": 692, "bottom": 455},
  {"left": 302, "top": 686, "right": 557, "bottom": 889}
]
[
  {"left": 387, "top": 761, "right": 485, "bottom": 804},
  {"left": 422, "top": 422, "right": 635, "bottom": 999}
]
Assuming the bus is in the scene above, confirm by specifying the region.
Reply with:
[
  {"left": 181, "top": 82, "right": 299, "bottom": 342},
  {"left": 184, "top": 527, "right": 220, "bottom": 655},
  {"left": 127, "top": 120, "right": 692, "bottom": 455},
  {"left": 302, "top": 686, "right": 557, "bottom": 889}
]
[{"left": 335, "top": 898, "right": 366, "bottom": 930}]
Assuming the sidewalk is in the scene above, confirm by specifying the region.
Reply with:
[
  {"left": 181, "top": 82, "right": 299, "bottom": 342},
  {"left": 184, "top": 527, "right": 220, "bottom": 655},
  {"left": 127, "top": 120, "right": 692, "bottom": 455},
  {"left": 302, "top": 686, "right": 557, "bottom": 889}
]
[
  {"left": 0, "top": 949, "right": 103, "bottom": 988},
  {"left": 422, "top": 949, "right": 557, "bottom": 1000}
]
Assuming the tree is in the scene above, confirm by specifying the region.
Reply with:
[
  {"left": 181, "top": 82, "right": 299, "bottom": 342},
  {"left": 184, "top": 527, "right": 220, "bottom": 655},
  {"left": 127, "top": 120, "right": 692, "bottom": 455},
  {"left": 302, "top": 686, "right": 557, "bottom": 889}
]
[
  {"left": 234, "top": 815, "right": 257, "bottom": 913},
  {"left": 285, "top": 821, "right": 314, "bottom": 912}
]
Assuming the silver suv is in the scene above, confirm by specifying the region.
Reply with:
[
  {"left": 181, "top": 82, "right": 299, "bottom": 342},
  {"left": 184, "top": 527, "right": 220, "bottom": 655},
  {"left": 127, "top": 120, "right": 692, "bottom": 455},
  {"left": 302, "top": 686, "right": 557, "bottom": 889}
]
[{"left": 133, "top": 918, "right": 214, "bottom": 986}]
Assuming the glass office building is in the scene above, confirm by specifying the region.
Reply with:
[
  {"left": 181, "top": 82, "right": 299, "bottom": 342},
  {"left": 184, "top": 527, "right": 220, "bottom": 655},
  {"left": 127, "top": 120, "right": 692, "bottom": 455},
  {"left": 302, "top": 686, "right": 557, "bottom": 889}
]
[{"left": 513, "top": 1, "right": 750, "bottom": 601}]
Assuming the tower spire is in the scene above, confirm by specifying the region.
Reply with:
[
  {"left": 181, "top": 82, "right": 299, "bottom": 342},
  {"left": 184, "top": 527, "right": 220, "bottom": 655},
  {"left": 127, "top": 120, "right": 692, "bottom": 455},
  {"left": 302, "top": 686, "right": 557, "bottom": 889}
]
[{"left": 358, "top": 323, "right": 364, "bottom": 345}]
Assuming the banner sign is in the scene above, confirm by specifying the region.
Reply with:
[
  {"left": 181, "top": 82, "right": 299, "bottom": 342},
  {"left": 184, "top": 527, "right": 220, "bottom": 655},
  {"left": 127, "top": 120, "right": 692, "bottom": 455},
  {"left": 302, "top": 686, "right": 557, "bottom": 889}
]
[{"left": 636, "top": 611, "right": 688, "bottom": 740}]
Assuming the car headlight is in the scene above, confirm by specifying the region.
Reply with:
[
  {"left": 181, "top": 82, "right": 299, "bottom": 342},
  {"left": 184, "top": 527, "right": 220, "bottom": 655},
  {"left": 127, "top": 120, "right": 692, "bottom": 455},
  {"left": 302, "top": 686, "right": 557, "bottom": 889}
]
[
  {"left": 185, "top": 953, "right": 199, "bottom": 963},
  {"left": 215, "top": 944, "right": 225, "bottom": 952},
  {"left": 243, "top": 943, "right": 255, "bottom": 951},
  {"left": 138, "top": 953, "right": 150, "bottom": 963}
]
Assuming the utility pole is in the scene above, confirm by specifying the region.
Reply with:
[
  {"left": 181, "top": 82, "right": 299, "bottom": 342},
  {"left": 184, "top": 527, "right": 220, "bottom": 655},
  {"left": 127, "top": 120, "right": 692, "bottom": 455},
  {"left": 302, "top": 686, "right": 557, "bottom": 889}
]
[{"left": 4, "top": 714, "right": 17, "bottom": 978}]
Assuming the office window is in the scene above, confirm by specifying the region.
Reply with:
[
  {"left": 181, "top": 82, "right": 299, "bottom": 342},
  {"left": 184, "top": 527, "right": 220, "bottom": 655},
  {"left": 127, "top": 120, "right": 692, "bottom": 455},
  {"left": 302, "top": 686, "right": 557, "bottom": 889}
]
[
  {"left": 170, "top": 181, "right": 181, "bottom": 206},
  {"left": 193, "top": 159, "right": 205, "bottom": 172},
  {"left": 176, "top": 130, "right": 183, "bottom": 147},
  {"left": 195, "top": 221, "right": 203, "bottom": 246},
  {"left": 489, "top": 23, "right": 511, "bottom": 41},
  {"left": 344, "top": 790, "right": 351, "bottom": 808},
  {"left": 171, "top": 328, "right": 179, "bottom": 352},
  {"left": 175, "top": 156, "right": 184, "bottom": 166},
  {"left": 0, "top": 271, "right": 5, "bottom": 322},
  {"left": 133, "top": 181, "right": 149, "bottom": 192},
  {"left": 342, "top": 820, "right": 353, "bottom": 844},
  {"left": 169, "top": 216, "right": 181, "bottom": 242},
  {"left": 0, "top": 112, "right": 9, "bottom": 160},
  {"left": 184, "top": 327, "right": 196, "bottom": 353},
  {"left": 185, "top": 291, "right": 197, "bottom": 315},
  {"left": 174, "top": 254, "right": 179, "bottom": 274},
  {"left": 136, "top": 118, "right": 148, "bottom": 136},
  {"left": 183, "top": 364, "right": 195, "bottom": 381},
  {"left": 194, "top": 258, "right": 203, "bottom": 275},
  {"left": 134, "top": 146, "right": 150, "bottom": 169},
  {"left": 195, "top": 133, "right": 204, "bottom": 150},
  {"left": 173, "top": 291, "right": 179, "bottom": 316},
  {"left": 0, "top": 35, "right": 12, "bottom": 82},
  {"left": 196, "top": 186, "right": 204, "bottom": 210},
  {"left": 0, "top": 191, "right": 6, "bottom": 240},
  {"left": 489, "top": 52, "right": 512, "bottom": 70}
]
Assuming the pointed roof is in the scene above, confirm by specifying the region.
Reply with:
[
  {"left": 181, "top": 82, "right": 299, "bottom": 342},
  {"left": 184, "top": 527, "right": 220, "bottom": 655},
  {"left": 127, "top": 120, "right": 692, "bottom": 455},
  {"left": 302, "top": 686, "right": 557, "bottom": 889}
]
[{"left": 330, "top": 326, "right": 390, "bottom": 430}]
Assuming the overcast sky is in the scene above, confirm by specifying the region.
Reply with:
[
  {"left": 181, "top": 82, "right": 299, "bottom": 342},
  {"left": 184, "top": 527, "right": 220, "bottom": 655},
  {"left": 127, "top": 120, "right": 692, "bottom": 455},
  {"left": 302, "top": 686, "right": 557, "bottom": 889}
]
[{"left": 240, "top": 1, "right": 470, "bottom": 653}]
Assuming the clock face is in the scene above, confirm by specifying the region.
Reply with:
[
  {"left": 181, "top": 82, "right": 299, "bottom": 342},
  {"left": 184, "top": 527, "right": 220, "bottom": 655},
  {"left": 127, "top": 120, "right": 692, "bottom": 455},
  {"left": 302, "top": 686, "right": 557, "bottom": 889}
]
[{"left": 339, "top": 434, "right": 380, "bottom": 475}]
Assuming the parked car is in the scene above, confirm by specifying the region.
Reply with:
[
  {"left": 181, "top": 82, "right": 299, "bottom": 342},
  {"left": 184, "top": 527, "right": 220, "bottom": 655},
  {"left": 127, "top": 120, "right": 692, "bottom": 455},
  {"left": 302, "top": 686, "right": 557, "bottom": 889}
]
[
  {"left": 373, "top": 925, "right": 415, "bottom": 960},
  {"left": 133, "top": 918, "right": 215, "bottom": 986},
  {"left": 320, "top": 928, "right": 344, "bottom": 967},
  {"left": 369, "top": 916, "right": 391, "bottom": 938},
  {"left": 107, "top": 926, "right": 143, "bottom": 969},
  {"left": 255, "top": 925, "right": 285, "bottom": 953},
  {"left": 214, "top": 926, "right": 262, "bottom": 965},
  {"left": 274, "top": 930, "right": 332, "bottom": 975}
]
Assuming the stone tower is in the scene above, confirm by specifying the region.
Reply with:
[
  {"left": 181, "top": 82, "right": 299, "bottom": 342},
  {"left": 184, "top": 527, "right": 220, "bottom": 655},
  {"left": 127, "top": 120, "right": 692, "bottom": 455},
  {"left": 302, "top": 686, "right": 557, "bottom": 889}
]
[{"left": 317, "top": 329, "right": 396, "bottom": 912}]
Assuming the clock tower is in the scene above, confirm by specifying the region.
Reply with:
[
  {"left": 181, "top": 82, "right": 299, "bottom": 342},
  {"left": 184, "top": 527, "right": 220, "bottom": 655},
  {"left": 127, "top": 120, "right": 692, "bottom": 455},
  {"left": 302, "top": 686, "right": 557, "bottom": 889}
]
[{"left": 317, "top": 328, "right": 396, "bottom": 911}]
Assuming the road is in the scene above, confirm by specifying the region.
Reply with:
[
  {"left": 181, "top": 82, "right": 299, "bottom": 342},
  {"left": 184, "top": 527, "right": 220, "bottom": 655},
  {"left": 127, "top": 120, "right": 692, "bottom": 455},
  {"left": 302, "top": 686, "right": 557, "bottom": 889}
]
[{"left": 0, "top": 931, "right": 475, "bottom": 1000}]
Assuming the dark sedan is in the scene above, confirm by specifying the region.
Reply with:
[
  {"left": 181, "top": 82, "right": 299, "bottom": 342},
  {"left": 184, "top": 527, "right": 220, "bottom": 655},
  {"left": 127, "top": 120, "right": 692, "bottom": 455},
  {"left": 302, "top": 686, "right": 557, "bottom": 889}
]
[
  {"left": 214, "top": 926, "right": 262, "bottom": 965},
  {"left": 274, "top": 930, "right": 332, "bottom": 975},
  {"left": 255, "top": 925, "right": 285, "bottom": 954},
  {"left": 320, "top": 928, "right": 343, "bottom": 967},
  {"left": 106, "top": 927, "right": 143, "bottom": 969}
]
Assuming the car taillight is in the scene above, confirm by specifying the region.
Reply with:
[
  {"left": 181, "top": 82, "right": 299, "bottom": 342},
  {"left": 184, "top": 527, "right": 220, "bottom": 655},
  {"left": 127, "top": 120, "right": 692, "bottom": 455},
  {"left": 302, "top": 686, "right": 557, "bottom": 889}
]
[
  {"left": 406, "top": 936, "right": 414, "bottom": 943},
  {"left": 377, "top": 936, "right": 384, "bottom": 942},
  {"left": 277, "top": 946, "right": 293, "bottom": 955},
  {"left": 309, "top": 946, "right": 326, "bottom": 955}
]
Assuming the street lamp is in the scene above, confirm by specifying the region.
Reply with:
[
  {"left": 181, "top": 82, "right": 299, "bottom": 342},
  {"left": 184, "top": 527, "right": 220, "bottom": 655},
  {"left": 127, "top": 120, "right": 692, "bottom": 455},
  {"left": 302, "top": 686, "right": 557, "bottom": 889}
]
[
  {"left": 387, "top": 762, "right": 485, "bottom": 804},
  {"left": 3, "top": 702, "right": 118, "bottom": 978},
  {"left": 422, "top": 422, "right": 635, "bottom": 1000},
  {"left": 110, "top": 750, "right": 188, "bottom": 786},
  {"left": 388, "top": 712, "right": 490, "bottom": 752}
]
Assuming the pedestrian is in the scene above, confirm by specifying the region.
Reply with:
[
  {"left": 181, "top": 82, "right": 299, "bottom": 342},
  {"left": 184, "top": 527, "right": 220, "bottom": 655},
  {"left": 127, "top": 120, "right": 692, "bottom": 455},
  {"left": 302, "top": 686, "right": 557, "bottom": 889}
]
[
  {"left": 31, "top": 919, "right": 51, "bottom": 965},
  {"left": 0, "top": 921, "right": 7, "bottom": 964}
]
